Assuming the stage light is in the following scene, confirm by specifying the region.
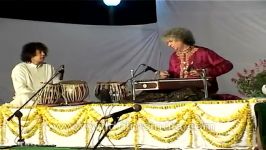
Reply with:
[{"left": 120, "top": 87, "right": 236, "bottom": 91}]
[{"left": 103, "top": 0, "right": 121, "bottom": 6}]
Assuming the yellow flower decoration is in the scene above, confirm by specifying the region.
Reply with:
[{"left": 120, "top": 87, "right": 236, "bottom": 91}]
[{"left": 0, "top": 99, "right": 261, "bottom": 149}]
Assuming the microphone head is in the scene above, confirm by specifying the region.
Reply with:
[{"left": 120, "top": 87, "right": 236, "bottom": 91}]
[
  {"left": 59, "top": 65, "right": 65, "bottom": 72},
  {"left": 133, "top": 104, "right": 142, "bottom": 112},
  {"left": 147, "top": 66, "right": 157, "bottom": 73}
]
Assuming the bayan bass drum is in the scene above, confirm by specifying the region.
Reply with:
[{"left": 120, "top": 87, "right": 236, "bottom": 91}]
[{"left": 95, "top": 82, "right": 128, "bottom": 103}]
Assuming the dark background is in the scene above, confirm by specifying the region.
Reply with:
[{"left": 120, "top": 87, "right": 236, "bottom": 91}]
[{"left": 0, "top": 0, "right": 157, "bottom": 25}]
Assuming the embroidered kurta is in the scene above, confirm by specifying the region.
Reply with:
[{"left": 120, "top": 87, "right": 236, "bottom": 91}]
[
  {"left": 168, "top": 46, "right": 233, "bottom": 78},
  {"left": 11, "top": 62, "right": 60, "bottom": 106},
  {"left": 168, "top": 46, "right": 233, "bottom": 93}
]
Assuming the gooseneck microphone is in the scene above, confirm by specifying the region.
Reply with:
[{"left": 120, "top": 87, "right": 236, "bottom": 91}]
[
  {"left": 143, "top": 64, "right": 158, "bottom": 73},
  {"left": 101, "top": 104, "right": 142, "bottom": 119},
  {"left": 59, "top": 65, "right": 64, "bottom": 80}
]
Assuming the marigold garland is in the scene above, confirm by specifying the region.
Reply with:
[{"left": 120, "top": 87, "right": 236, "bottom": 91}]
[
  {"left": 245, "top": 104, "right": 254, "bottom": 146},
  {"left": 132, "top": 113, "right": 139, "bottom": 150},
  {"left": 1, "top": 123, "right": 6, "bottom": 145},
  {"left": 144, "top": 121, "right": 190, "bottom": 143},
  {"left": 188, "top": 124, "right": 193, "bottom": 148},
  {"left": 193, "top": 115, "right": 241, "bottom": 136},
  {"left": 39, "top": 107, "right": 87, "bottom": 130},
  {"left": 48, "top": 105, "right": 86, "bottom": 112},
  {"left": 107, "top": 124, "right": 132, "bottom": 140},
  {"left": 85, "top": 118, "right": 90, "bottom": 145},
  {"left": 143, "top": 111, "right": 192, "bottom": 143},
  {"left": 7, "top": 119, "right": 40, "bottom": 139},
  {"left": 140, "top": 107, "right": 187, "bottom": 122},
  {"left": 88, "top": 106, "right": 130, "bottom": 123},
  {"left": 0, "top": 106, "right": 3, "bottom": 144},
  {"left": 139, "top": 111, "right": 189, "bottom": 131},
  {"left": 142, "top": 103, "right": 188, "bottom": 109},
  {"left": 199, "top": 114, "right": 248, "bottom": 148},
  {"left": 4, "top": 111, "right": 42, "bottom": 140},
  {"left": 1, "top": 106, "right": 39, "bottom": 123},
  {"left": 42, "top": 109, "right": 88, "bottom": 137},
  {"left": 194, "top": 103, "right": 248, "bottom": 123},
  {"left": 193, "top": 105, "right": 248, "bottom": 137},
  {"left": 94, "top": 116, "right": 133, "bottom": 140},
  {"left": 38, "top": 116, "right": 45, "bottom": 145},
  {"left": 0, "top": 99, "right": 262, "bottom": 148}
]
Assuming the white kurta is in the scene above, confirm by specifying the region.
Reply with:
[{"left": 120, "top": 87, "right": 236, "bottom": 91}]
[{"left": 11, "top": 62, "right": 60, "bottom": 106}]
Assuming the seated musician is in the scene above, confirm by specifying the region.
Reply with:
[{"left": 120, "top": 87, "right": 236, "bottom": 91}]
[
  {"left": 160, "top": 27, "right": 232, "bottom": 79},
  {"left": 136, "top": 27, "right": 233, "bottom": 102},
  {"left": 160, "top": 27, "right": 232, "bottom": 83},
  {"left": 161, "top": 27, "right": 233, "bottom": 99},
  {"left": 10, "top": 42, "right": 60, "bottom": 106}
]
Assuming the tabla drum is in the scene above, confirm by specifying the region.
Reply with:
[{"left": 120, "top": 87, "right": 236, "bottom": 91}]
[
  {"left": 95, "top": 82, "right": 127, "bottom": 103},
  {"left": 60, "top": 80, "right": 89, "bottom": 104},
  {"left": 36, "top": 83, "right": 61, "bottom": 104}
]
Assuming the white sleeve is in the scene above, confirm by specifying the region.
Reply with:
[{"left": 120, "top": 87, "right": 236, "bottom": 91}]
[{"left": 11, "top": 66, "right": 35, "bottom": 104}]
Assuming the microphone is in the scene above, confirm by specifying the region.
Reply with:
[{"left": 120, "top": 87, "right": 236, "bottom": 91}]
[
  {"left": 101, "top": 104, "right": 142, "bottom": 119},
  {"left": 143, "top": 64, "right": 158, "bottom": 73},
  {"left": 59, "top": 65, "right": 64, "bottom": 80}
]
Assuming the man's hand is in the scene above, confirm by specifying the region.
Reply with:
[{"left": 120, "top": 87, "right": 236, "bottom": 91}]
[
  {"left": 159, "top": 71, "right": 170, "bottom": 79},
  {"left": 189, "top": 70, "right": 201, "bottom": 77},
  {"left": 189, "top": 69, "right": 208, "bottom": 78}
]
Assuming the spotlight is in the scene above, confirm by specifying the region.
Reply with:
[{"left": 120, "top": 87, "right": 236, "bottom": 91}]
[{"left": 103, "top": 0, "right": 121, "bottom": 6}]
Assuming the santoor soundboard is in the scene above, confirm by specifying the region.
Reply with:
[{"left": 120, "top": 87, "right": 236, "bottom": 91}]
[{"left": 134, "top": 78, "right": 214, "bottom": 91}]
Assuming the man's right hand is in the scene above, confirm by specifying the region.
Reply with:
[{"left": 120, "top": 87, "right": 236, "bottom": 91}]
[{"left": 159, "top": 71, "right": 170, "bottom": 79}]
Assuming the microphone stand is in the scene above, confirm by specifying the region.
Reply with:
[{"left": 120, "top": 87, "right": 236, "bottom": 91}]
[
  {"left": 130, "top": 70, "right": 136, "bottom": 101},
  {"left": 121, "top": 68, "right": 148, "bottom": 101},
  {"left": 93, "top": 117, "right": 119, "bottom": 149},
  {"left": 199, "top": 69, "right": 209, "bottom": 99},
  {"left": 7, "top": 69, "right": 62, "bottom": 146},
  {"left": 121, "top": 68, "right": 148, "bottom": 86}
]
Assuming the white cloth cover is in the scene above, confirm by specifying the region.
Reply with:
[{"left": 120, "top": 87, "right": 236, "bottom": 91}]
[
  {"left": 0, "top": 1, "right": 265, "bottom": 102},
  {"left": 0, "top": 101, "right": 260, "bottom": 149}
]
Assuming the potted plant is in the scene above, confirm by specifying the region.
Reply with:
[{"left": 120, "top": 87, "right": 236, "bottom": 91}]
[{"left": 232, "top": 59, "right": 266, "bottom": 97}]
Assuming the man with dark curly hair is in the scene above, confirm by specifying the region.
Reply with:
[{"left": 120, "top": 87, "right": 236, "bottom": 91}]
[{"left": 10, "top": 42, "right": 60, "bottom": 106}]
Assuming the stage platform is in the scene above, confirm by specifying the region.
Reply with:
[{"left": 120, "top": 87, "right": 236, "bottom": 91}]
[{"left": 0, "top": 98, "right": 265, "bottom": 150}]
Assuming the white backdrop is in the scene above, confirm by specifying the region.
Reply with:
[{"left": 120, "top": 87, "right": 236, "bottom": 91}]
[{"left": 1, "top": 0, "right": 266, "bottom": 103}]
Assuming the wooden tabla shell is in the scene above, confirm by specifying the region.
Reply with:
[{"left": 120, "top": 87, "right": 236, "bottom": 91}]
[
  {"left": 36, "top": 83, "right": 61, "bottom": 104},
  {"left": 95, "top": 81, "right": 127, "bottom": 102},
  {"left": 60, "top": 80, "right": 89, "bottom": 103}
]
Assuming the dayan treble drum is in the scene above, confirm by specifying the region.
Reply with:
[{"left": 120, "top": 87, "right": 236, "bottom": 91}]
[
  {"left": 60, "top": 80, "right": 89, "bottom": 104},
  {"left": 95, "top": 81, "right": 128, "bottom": 103},
  {"left": 36, "top": 83, "right": 61, "bottom": 104}
]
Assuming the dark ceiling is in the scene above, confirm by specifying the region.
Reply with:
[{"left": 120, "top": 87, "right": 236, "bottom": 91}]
[{"left": 0, "top": 0, "right": 157, "bottom": 25}]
